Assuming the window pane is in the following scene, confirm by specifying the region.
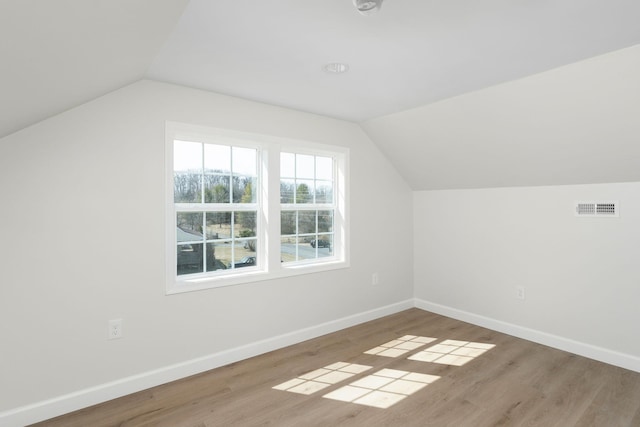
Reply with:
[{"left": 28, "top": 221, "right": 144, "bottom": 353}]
[
  {"left": 204, "top": 175, "right": 230, "bottom": 203},
  {"left": 280, "top": 236, "right": 296, "bottom": 263},
  {"left": 241, "top": 238, "right": 257, "bottom": 253},
  {"left": 298, "top": 210, "right": 316, "bottom": 234},
  {"left": 205, "top": 243, "right": 226, "bottom": 272},
  {"left": 177, "top": 212, "right": 203, "bottom": 238},
  {"left": 316, "top": 156, "right": 333, "bottom": 180},
  {"left": 233, "top": 147, "right": 257, "bottom": 176},
  {"left": 315, "top": 235, "right": 333, "bottom": 259},
  {"left": 281, "top": 152, "right": 295, "bottom": 178},
  {"left": 233, "top": 176, "right": 256, "bottom": 203},
  {"left": 318, "top": 210, "right": 333, "bottom": 233},
  {"left": 297, "top": 236, "right": 315, "bottom": 261},
  {"left": 177, "top": 243, "right": 203, "bottom": 275},
  {"left": 174, "top": 172, "right": 201, "bottom": 203},
  {"left": 296, "top": 180, "right": 314, "bottom": 204},
  {"left": 281, "top": 210, "right": 296, "bottom": 235},
  {"left": 206, "top": 212, "right": 231, "bottom": 239},
  {"left": 211, "top": 241, "right": 230, "bottom": 266},
  {"left": 174, "top": 141, "right": 202, "bottom": 203},
  {"left": 296, "top": 154, "right": 315, "bottom": 179},
  {"left": 235, "top": 211, "right": 257, "bottom": 237},
  {"left": 280, "top": 179, "right": 295, "bottom": 203},
  {"left": 315, "top": 181, "right": 333, "bottom": 204},
  {"left": 229, "top": 250, "right": 257, "bottom": 270},
  {"left": 174, "top": 141, "right": 202, "bottom": 172},
  {"left": 204, "top": 144, "right": 230, "bottom": 173}
]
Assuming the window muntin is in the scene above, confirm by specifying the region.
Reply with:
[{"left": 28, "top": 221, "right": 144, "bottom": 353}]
[
  {"left": 280, "top": 152, "right": 336, "bottom": 264},
  {"left": 173, "top": 140, "right": 259, "bottom": 277}
]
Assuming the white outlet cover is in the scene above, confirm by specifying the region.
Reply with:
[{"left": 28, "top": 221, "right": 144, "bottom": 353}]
[{"left": 108, "top": 319, "right": 123, "bottom": 339}]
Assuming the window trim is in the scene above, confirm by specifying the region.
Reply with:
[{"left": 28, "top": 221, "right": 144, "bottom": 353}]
[{"left": 165, "top": 122, "right": 349, "bottom": 294}]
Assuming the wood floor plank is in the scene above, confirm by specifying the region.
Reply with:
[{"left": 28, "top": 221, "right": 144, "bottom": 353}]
[
  {"left": 573, "top": 365, "right": 640, "bottom": 427},
  {"left": 30, "top": 309, "right": 640, "bottom": 427}
]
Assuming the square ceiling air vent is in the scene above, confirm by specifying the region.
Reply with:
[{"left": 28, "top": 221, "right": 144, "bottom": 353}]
[{"left": 575, "top": 201, "right": 619, "bottom": 217}]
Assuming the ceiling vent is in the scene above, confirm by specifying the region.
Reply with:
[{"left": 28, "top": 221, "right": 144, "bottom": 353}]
[{"left": 575, "top": 201, "right": 619, "bottom": 217}]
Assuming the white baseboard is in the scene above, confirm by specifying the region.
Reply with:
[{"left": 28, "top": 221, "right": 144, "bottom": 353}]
[
  {"left": 0, "top": 299, "right": 414, "bottom": 427},
  {"left": 8, "top": 297, "right": 636, "bottom": 427},
  {"left": 414, "top": 298, "right": 640, "bottom": 373}
]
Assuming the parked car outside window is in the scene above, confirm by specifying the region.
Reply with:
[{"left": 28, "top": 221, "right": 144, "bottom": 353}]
[
  {"left": 310, "top": 239, "right": 330, "bottom": 248},
  {"left": 228, "top": 256, "right": 256, "bottom": 269}
]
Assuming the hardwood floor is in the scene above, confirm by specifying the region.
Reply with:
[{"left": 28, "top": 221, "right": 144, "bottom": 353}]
[{"left": 32, "top": 309, "right": 640, "bottom": 427}]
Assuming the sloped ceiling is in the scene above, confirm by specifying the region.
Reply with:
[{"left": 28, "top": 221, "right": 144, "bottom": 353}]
[
  {"left": 361, "top": 45, "right": 640, "bottom": 190},
  {"left": 0, "top": 0, "right": 189, "bottom": 138},
  {"left": 2, "top": 0, "right": 640, "bottom": 190},
  {"left": 148, "top": 0, "right": 640, "bottom": 123}
]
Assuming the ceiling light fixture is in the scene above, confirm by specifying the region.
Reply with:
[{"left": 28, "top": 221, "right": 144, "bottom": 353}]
[
  {"left": 323, "top": 62, "right": 349, "bottom": 74},
  {"left": 353, "top": 0, "right": 383, "bottom": 15}
]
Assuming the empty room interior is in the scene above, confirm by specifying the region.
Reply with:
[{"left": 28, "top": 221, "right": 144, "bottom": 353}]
[{"left": 2, "top": 1, "right": 640, "bottom": 426}]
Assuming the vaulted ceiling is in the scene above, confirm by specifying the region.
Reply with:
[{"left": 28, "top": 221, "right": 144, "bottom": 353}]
[
  {"left": 0, "top": 0, "right": 190, "bottom": 138},
  {"left": 3, "top": 0, "right": 640, "bottom": 189}
]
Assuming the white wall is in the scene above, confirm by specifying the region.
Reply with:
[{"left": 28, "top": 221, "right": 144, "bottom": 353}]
[
  {"left": 414, "top": 183, "right": 640, "bottom": 369},
  {"left": 0, "top": 80, "right": 413, "bottom": 419}
]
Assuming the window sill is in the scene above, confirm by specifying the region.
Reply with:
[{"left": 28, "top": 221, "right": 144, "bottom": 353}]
[{"left": 166, "top": 259, "right": 350, "bottom": 295}]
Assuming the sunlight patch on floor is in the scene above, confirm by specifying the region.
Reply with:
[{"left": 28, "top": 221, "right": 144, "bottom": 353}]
[
  {"left": 364, "top": 335, "right": 437, "bottom": 358},
  {"left": 323, "top": 368, "right": 440, "bottom": 408},
  {"left": 408, "top": 339, "right": 496, "bottom": 366},
  {"left": 272, "top": 336, "right": 496, "bottom": 407},
  {"left": 272, "top": 362, "right": 372, "bottom": 395}
]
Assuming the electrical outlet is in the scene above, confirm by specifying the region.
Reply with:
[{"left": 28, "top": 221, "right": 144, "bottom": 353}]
[
  {"left": 108, "top": 319, "right": 123, "bottom": 340},
  {"left": 515, "top": 286, "right": 526, "bottom": 300},
  {"left": 372, "top": 273, "right": 379, "bottom": 286}
]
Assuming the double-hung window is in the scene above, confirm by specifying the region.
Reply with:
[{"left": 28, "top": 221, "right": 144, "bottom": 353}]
[{"left": 166, "top": 123, "right": 348, "bottom": 294}]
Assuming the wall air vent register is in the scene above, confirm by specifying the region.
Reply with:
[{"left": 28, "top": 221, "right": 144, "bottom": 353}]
[{"left": 574, "top": 201, "right": 619, "bottom": 217}]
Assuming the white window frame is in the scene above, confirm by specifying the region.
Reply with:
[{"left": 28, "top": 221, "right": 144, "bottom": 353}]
[{"left": 165, "top": 122, "right": 349, "bottom": 294}]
